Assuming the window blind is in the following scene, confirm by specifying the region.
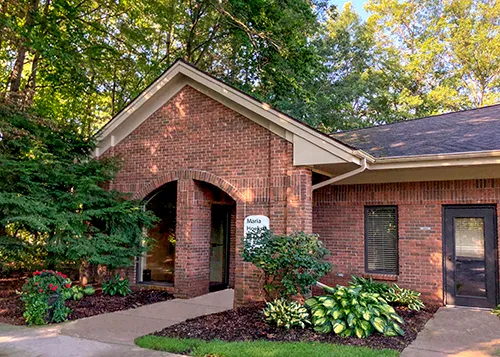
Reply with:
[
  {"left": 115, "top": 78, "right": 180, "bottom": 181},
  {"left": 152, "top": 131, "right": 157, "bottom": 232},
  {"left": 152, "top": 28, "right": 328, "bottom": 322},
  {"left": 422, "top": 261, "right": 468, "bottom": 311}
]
[{"left": 365, "top": 206, "right": 398, "bottom": 274}]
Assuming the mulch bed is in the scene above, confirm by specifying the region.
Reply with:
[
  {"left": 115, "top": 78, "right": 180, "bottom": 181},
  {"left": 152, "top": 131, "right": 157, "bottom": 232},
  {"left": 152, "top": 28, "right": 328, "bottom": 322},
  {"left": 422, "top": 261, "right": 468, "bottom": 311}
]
[
  {"left": 0, "top": 275, "right": 173, "bottom": 325},
  {"left": 154, "top": 302, "right": 439, "bottom": 351}
]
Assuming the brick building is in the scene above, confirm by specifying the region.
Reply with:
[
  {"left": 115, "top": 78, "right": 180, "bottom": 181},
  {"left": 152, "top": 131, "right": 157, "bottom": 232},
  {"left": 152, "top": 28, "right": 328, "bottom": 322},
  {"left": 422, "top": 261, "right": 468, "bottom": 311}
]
[{"left": 96, "top": 60, "right": 500, "bottom": 308}]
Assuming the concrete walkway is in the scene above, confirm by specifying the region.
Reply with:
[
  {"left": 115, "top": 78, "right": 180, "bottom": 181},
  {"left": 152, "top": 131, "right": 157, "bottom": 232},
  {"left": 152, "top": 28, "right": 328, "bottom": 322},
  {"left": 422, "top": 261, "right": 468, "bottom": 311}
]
[
  {"left": 402, "top": 306, "right": 500, "bottom": 357},
  {"left": 0, "top": 289, "right": 234, "bottom": 356}
]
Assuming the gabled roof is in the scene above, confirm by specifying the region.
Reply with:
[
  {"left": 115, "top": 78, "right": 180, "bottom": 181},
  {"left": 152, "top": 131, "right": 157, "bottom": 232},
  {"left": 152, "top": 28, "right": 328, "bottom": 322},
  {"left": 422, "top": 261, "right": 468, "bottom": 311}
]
[
  {"left": 95, "top": 59, "right": 367, "bottom": 168},
  {"left": 332, "top": 104, "right": 500, "bottom": 158}
]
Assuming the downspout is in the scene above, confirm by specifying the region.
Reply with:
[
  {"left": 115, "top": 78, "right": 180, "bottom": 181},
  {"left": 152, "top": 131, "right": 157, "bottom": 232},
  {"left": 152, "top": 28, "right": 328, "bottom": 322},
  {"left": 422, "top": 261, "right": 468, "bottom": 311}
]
[{"left": 311, "top": 158, "right": 368, "bottom": 191}]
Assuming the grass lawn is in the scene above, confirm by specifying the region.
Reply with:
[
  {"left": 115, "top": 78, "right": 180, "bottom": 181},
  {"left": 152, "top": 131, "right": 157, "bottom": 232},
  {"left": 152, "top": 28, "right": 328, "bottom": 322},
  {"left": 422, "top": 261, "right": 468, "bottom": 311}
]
[{"left": 135, "top": 335, "right": 400, "bottom": 357}]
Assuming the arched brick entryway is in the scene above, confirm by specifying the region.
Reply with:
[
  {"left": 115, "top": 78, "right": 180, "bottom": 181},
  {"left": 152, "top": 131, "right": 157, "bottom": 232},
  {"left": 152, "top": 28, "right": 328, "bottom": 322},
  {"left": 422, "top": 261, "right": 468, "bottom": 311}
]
[
  {"left": 133, "top": 169, "right": 245, "bottom": 204},
  {"left": 137, "top": 170, "right": 244, "bottom": 299}
]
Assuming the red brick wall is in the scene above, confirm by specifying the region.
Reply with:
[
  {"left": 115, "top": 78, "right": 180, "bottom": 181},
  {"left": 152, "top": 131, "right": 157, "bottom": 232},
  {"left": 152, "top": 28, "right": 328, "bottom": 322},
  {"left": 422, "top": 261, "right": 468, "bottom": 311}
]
[
  {"left": 104, "top": 85, "right": 312, "bottom": 304},
  {"left": 313, "top": 179, "right": 500, "bottom": 304}
]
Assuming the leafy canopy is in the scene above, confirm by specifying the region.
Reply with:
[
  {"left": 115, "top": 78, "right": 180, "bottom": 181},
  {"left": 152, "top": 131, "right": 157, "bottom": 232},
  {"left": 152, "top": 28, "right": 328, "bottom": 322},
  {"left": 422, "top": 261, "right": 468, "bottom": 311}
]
[{"left": 0, "top": 100, "right": 156, "bottom": 273}]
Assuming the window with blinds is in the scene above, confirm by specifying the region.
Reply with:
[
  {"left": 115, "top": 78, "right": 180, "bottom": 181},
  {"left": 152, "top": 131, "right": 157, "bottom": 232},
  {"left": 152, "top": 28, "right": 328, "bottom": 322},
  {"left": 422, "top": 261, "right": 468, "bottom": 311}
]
[{"left": 364, "top": 206, "right": 398, "bottom": 274}]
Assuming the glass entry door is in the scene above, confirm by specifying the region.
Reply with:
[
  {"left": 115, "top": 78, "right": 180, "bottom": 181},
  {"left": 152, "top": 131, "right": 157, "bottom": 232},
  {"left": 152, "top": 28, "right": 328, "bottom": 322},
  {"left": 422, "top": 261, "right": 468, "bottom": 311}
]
[
  {"left": 209, "top": 205, "right": 230, "bottom": 292},
  {"left": 444, "top": 206, "right": 498, "bottom": 307}
]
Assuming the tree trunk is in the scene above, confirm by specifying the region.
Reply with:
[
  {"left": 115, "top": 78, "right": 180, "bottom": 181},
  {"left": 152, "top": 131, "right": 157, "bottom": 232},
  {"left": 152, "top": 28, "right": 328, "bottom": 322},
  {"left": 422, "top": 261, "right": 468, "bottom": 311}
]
[{"left": 7, "top": 0, "right": 40, "bottom": 96}]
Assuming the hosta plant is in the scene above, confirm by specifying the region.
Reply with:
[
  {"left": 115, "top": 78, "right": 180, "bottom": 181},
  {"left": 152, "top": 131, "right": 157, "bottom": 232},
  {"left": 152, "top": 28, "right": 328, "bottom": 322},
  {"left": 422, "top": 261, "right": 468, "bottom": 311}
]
[
  {"left": 102, "top": 275, "right": 132, "bottom": 296},
  {"left": 384, "top": 284, "right": 425, "bottom": 311},
  {"left": 263, "top": 298, "right": 311, "bottom": 329},
  {"left": 350, "top": 276, "right": 390, "bottom": 294},
  {"left": 352, "top": 277, "right": 425, "bottom": 311},
  {"left": 64, "top": 285, "right": 96, "bottom": 301},
  {"left": 305, "top": 285, "right": 404, "bottom": 338}
]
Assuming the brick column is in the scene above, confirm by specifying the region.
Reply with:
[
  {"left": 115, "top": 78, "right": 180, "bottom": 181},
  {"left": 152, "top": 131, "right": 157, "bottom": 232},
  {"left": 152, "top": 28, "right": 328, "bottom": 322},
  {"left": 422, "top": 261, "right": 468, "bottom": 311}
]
[
  {"left": 174, "top": 179, "right": 211, "bottom": 298},
  {"left": 287, "top": 168, "right": 313, "bottom": 234}
]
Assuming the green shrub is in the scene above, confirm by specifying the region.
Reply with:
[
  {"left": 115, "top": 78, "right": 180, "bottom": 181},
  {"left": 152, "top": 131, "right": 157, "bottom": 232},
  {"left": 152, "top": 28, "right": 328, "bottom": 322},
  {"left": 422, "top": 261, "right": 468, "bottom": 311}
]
[
  {"left": 491, "top": 305, "right": 500, "bottom": 318},
  {"left": 263, "top": 298, "right": 311, "bottom": 329},
  {"left": 351, "top": 277, "right": 425, "bottom": 311},
  {"left": 21, "top": 270, "right": 72, "bottom": 325},
  {"left": 64, "top": 285, "right": 96, "bottom": 301},
  {"left": 242, "top": 229, "right": 331, "bottom": 300},
  {"left": 384, "top": 285, "right": 425, "bottom": 311},
  {"left": 305, "top": 285, "right": 404, "bottom": 338},
  {"left": 102, "top": 274, "right": 132, "bottom": 296}
]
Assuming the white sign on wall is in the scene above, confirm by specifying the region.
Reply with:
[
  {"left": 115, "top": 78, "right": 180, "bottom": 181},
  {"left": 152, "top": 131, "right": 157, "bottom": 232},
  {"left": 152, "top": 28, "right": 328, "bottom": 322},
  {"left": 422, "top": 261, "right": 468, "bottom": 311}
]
[{"left": 244, "top": 215, "right": 270, "bottom": 236}]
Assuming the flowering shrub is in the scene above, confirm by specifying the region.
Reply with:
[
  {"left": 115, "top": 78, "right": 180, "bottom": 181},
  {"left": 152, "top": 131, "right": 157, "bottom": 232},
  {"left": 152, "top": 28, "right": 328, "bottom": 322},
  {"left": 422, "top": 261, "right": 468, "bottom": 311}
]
[{"left": 21, "top": 270, "right": 73, "bottom": 325}]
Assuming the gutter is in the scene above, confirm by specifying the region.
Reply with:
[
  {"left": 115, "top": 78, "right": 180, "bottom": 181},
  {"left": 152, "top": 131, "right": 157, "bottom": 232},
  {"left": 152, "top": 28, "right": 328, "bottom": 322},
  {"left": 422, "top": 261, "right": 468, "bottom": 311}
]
[{"left": 312, "top": 158, "right": 368, "bottom": 191}]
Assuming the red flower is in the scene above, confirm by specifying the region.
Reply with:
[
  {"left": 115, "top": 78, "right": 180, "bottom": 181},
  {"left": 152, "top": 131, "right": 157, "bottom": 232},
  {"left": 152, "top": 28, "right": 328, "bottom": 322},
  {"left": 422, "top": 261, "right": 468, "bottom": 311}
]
[
  {"left": 61, "top": 274, "right": 67, "bottom": 279},
  {"left": 51, "top": 286, "right": 58, "bottom": 291},
  {"left": 49, "top": 283, "right": 53, "bottom": 288},
  {"left": 33, "top": 271, "right": 40, "bottom": 276},
  {"left": 35, "top": 282, "right": 39, "bottom": 286},
  {"left": 65, "top": 283, "right": 71, "bottom": 288},
  {"left": 39, "top": 289, "right": 43, "bottom": 293}
]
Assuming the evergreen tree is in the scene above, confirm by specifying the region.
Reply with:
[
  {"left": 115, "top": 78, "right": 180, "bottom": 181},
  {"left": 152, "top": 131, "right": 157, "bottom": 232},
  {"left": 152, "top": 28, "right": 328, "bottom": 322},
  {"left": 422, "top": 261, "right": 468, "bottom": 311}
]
[{"left": 0, "top": 100, "right": 156, "bottom": 276}]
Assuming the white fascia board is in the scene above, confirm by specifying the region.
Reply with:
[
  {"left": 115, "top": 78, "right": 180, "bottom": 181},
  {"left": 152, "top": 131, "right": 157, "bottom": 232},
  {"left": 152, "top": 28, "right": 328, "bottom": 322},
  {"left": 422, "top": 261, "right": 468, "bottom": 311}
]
[
  {"left": 369, "top": 150, "right": 500, "bottom": 170},
  {"left": 95, "top": 61, "right": 364, "bottom": 166}
]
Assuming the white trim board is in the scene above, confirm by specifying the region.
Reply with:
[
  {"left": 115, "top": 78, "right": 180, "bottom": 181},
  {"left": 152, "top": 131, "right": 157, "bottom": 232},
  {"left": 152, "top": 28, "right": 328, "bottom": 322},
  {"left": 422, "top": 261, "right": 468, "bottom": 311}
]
[{"left": 95, "top": 60, "right": 363, "bottom": 167}]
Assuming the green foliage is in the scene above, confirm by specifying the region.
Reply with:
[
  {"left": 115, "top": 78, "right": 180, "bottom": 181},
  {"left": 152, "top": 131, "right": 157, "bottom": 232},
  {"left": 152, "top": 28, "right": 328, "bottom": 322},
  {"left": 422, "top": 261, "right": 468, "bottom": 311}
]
[
  {"left": 21, "top": 270, "right": 72, "bottom": 325},
  {"left": 22, "top": 294, "right": 49, "bottom": 325},
  {"left": 102, "top": 274, "right": 132, "bottom": 297},
  {"left": 1, "top": 0, "right": 499, "bottom": 134},
  {"left": 351, "top": 277, "right": 425, "bottom": 312},
  {"left": 491, "top": 305, "right": 500, "bottom": 318},
  {"left": 64, "top": 285, "right": 95, "bottom": 301},
  {"left": 305, "top": 285, "right": 404, "bottom": 338},
  {"left": 350, "top": 276, "right": 390, "bottom": 295},
  {"left": 262, "top": 298, "right": 311, "bottom": 330},
  {"left": 242, "top": 230, "right": 331, "bottom": 300},
  {"left": 135, "top": 336, "right": 400, "bottom": 357},
  {"left": 0, "top": 103, "right": 156, "bottom": 275},
  {"left": 384, "top": 285, "right": 425, "bottom": 312}
]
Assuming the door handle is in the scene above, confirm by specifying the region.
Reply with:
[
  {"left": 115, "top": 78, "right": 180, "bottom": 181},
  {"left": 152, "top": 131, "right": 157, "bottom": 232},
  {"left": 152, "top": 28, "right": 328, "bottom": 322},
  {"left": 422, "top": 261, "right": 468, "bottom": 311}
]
[{"left": 447, "top": 255, "right": 452, "bottom": 261}]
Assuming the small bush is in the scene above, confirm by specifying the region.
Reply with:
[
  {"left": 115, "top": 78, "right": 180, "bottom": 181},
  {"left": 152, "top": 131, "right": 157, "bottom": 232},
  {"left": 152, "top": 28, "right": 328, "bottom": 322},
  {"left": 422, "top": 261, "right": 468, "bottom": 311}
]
[
  {"left": 384, "top": 285, "right": 425, "bottom": 311},
  {"left": 64, "top": 285, "right": 96, "bottom": 301},
  {"left": 351, "top": 277, "right": 424, "bottom": 311},
  {"left": 263, "top": 298, "right": 311, "bottom": 329},
  {"left": 102, "top": 274, "right": 132, "bottom": 296},
  {"left": 242, "top": 229, "right": 331, "bottom": 300},
  {"left": 21, "top": 270, "right": 72, "bottom": 325},
  {"left": 305, "top": 285, "right": 404, "bottom": 338}
]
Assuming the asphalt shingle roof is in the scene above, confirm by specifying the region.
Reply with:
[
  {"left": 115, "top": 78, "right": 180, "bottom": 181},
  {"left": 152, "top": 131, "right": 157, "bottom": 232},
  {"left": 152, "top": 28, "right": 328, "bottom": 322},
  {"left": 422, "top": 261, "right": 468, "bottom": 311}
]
[{"left": 331, "top": 104, "right": 500, "bottom": 158}]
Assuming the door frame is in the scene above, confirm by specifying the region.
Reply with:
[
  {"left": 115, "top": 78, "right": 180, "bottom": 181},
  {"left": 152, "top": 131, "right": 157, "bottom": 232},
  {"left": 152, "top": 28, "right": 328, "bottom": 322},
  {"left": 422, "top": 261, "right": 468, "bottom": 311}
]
[
  {"left": 442, "top": 205, "right": 499, "bottom": 307},
  {"left": 209, "top": 204, "right": 231, "bottom": 292}
]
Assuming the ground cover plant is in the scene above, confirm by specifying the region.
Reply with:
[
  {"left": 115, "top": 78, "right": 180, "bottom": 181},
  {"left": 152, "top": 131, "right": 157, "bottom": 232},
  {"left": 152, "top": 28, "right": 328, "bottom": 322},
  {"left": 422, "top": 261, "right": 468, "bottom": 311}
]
[
  {"left": 305, "top": 285, "right": 404, "bottom": 338},
  {"left": 263, "top": 298, "right": 310, "bottom": 329},
  {"left": 147, "top": 302, "right": 438, "bottom": 351},
  {"left": 102, "top": 275, "right": 132, "bottom": 297},
  {"left": 351, "top": 277, "right": 425, "bottom": 311},
  {"left": 135, "top": 336, "right": 399, "bottom": 357},
  {"left": 0, "top": 275, "right": 173, "bottom": 325}
]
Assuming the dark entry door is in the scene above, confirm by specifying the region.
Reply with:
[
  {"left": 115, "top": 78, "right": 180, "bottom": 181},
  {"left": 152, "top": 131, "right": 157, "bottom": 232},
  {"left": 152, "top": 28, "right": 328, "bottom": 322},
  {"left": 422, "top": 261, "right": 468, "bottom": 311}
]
[
  {"left": 209, "top": 205, "right": 230, "bottom": 292},
  {"left": 444, "top": 206, "right": 498, "bottom": 307}
]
